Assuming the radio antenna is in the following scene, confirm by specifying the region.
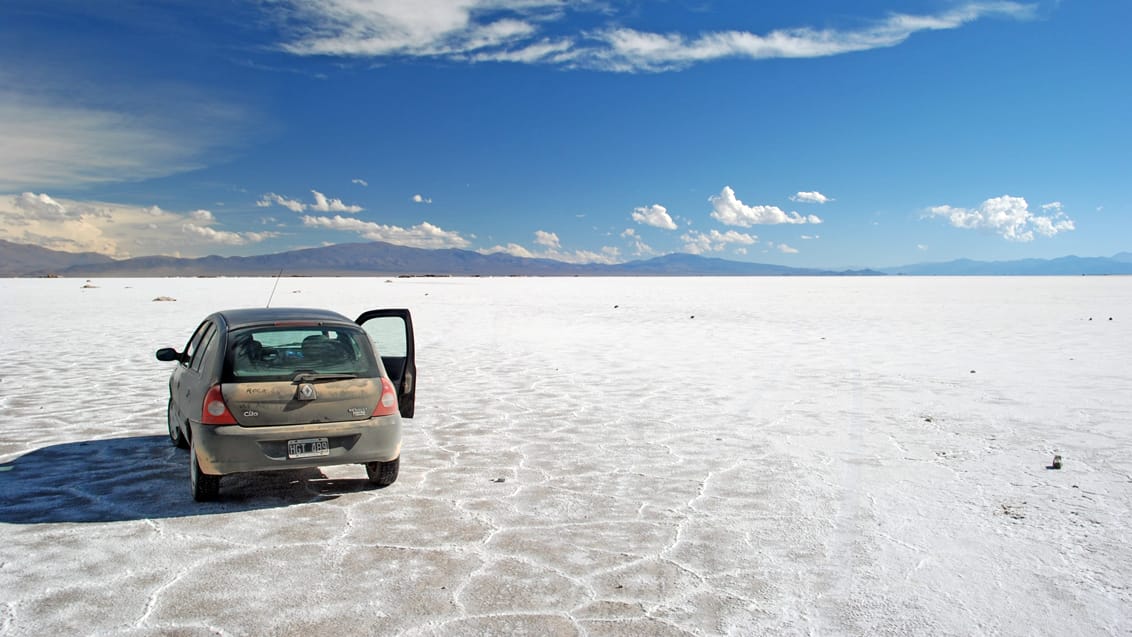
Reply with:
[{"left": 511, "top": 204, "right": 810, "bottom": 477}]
[{"left": 266, "top": 268, "right": 284, "bottom": 308}]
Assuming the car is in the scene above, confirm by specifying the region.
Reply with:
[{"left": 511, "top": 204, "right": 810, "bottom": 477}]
[{"left": 156, "top": 307, "right": 415, "bottom": 501}]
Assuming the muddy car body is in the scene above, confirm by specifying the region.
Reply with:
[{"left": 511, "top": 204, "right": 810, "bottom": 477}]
[{"left": 156, "top": 307, "right": 415, "bottom": 501}]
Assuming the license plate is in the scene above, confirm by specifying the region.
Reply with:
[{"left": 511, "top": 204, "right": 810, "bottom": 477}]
[{"left": 287, "top": 438, "right": 329, "bottom": 459}]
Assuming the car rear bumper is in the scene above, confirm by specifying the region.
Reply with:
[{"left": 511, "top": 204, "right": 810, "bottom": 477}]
[{"left": 190, "top": 416, "right": 402, "bottom": 475}]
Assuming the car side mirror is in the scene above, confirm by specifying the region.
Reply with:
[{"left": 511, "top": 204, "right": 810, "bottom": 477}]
[{"left": 156, "top": 347, "right": 183, "bottom": 362}]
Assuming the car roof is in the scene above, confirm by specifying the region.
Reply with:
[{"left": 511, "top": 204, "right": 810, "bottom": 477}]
[{"left": 215, "top": 307, "right": 354, "bottom": 330}]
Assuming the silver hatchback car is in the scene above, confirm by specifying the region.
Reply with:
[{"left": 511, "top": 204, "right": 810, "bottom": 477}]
[{"left": 156, "top": 307, "right": 415, "bottom": 501}]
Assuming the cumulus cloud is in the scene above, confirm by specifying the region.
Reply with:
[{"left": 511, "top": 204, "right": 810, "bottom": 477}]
[
  {"left": 181, "top": 224, "right": 276, "bottom": 246},
  {"left": 709, "top": 187, "right": 821, "bottom": 227},
  {"left": 300, "top": 214, "right": 470, "bottom": 249},
  {"left": 482, "top": 231, "right": 621, "bottom": 264},
  {"left": 928, "top": 195, "right": 1074, "bottom": 242},
  {"left": 534, "top": 230, "right": 560, "bottom": 249},
  {"left": 311, "top": 190, "right": 363, "bottom": 213},
  {"left": 258, "top": 191, "right": 363, "bottom": 213},
  {"left": 1, "top": 192, "right": 277, "bottom": 256},
  {"left": 486, "top": 243, "right": 536, "bottom": 259},
  {"left": 777, "top": 243, "right": 799, "bottom": 254},
  {"left": 352, "top": 178, "right": 368, "bottom": 187},
  {"left": 681, "top": 229, "right": 758, "bottom": 254},
  {"left": 257, "top": 193, "right": 307, "bottom": 213},
  {"left": 631, "top": 204, "right": 677, "bottom": 230},
  {"left": 411, "top": 194, "right": 433, "bottom": 204},
  {"left": 790, "top": 191, "right": 832, "bottom": 204},
  {"left": 12, "top": 192, "right": 73, "bottom": 220},
  {"left": 270, "top": 1, "right": 1034, "bottom": 72},
  {"left": 621, "top": 228, "right": 656, "bottom": 257}
]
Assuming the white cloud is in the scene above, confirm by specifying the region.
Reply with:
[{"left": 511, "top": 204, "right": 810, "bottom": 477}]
[
  {"left": 1, "top": 192, "right": 277, "bottom": 257},
  {"left": 917, "top": 244, "right": 929, "bottom": 251},
  {"left": 258, "top": 193, "right": 307, "bottom": 213},
  {"left": 352, "top": 178, "right": 369, "bottom": 187},
  {"left": 709, "top": 187, "right": 821, "bottom": 226},
  {"left": 411, "top": 194, "right": 433, "bottom": 204},
  {"left": 621, "top": 228, "right": 656, "bottom": 257},
  {"left": 300, "top": 214, "right": 470, "bottom": 249},
  {"left": 630, "top": 240, "right": 655, "bottom": 257},
  {"left": 482, "top": 230, "right": 622, "bottom": 264},
  {"left": 588, "top": 3, "right": 1035, "bottom": 72},
  {"left": 277, "top": 1, "right": 549, "bottom": 58},
  {"left": 534, "top": 230, "right": 560, "bottom": 249},
  {"left": 681, "top": 229, "right": 758, "bottom": 254},
  {"left": 257, "top": 191, "right": 363, "bottom": 213},
  {"left": 631, "top": 204, "right": 677, "bottom": 230},
  {"left": 790, "top": 191, "right": 832, "bottom": 204},
  {"left": 0, "top": 85, "right": 247, "bottom": 190},
  {"left": 485, "top": 243, "right": 536, "bottom": 259},
  {"left": 12, "top": 192, "right": 73, "bottom": 220},
  {"left": 777, "top": 243, "right": 799, "bottom": 254},
  {"left": 800, "top": 234, "right": 820, "bottom": 240},
  {"left": 270, "top": 1, "right": 1035, "bottom": 72},
  {"left": 181, "top": 223, "right": 277, "bottom": 246},
  {"left": 928, "top": 195, "right": 1074, "bottom": 242},
  {"left": 311, "top": 190, "right": 363, "bottom": 213}
]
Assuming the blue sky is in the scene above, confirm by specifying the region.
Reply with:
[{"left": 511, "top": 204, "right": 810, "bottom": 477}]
[{"left": 1, "top": 0, "right": 1128, "bottom": 268}]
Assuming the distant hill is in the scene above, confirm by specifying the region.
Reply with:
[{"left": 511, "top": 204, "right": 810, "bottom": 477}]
[
  {"left": 0, "top": 239, "right": 115, "bottom": 276},
  {"left": 882, "top": 255, "right": 1132, "bottom": 276},
  {"left": 0, "top": 240, "right": 882, "bottom": 277},
  {"left": 2, "top": 239, "right": 1129, "bottom": 277}
]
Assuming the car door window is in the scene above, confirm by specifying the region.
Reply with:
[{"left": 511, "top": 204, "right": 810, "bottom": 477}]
[
  {"left": 363, "top": 317, "right": 407, "bottom": 358},
  {"left": 190, "top": 323, "right": 216, "bottom": 372},
  {"left": 356, "top": 309, "right": 415, "bottom": 419},
  {"left": 182, "top": 321, "right": 210, "bottom": 368}
]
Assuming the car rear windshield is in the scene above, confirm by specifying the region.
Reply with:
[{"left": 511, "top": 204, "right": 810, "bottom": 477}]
[{"left": 224, "top": 325, "right": 380, "bottom": 381}]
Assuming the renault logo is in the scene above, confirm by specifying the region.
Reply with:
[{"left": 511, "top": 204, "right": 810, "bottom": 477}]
[{"left": 297, "top": 383, "right": 317, "bottom": 401}]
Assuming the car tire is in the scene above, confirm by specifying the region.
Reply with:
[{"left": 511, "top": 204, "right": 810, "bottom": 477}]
[
  {"left": 365, "top": 457, "right": 399, "bottom": 487},
  {"left": 190, "top": 443, "right": 221, "bottom": 501},
  {"left": 167, "top": 399, "right": 188, "bottom": 449}
]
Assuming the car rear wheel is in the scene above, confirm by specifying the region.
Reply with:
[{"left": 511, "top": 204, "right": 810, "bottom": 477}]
[
  {"left": 167, "top": 399, "right": 188, "bottom": 449},
  {"left": 190, "top": 443, "right": 221, "bottom": 501},
  {"left": 365, "top": 457, "right": 399, "bottom": 487}
]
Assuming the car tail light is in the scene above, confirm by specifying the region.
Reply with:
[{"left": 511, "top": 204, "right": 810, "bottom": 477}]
[
  {"left": 201, "top": 384, "right": 237, "bottom": 425},
  {"left": 372, "top": 377, "right": 399, "bottom": 417}
]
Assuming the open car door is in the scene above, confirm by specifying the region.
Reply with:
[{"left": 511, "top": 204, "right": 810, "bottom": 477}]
[{"left": 356, "top": 309, "right": 415, "bottom": 418}]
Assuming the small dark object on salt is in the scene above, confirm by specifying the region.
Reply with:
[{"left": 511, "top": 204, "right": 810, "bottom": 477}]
[
  {"left": 1051, "top": 455, "right": 1063, "bottom": 470},
  {"left": 491, "top": 477, "right": 506, "bottom": 483},
  {"left": 690, "top": 315, "right": 695, "bottom": 319},
  {"left": 614, "top": 305, "right": 619, "bottom": 309},
  {"left": 970, "top": 370, "right": 976, "bottom": 374}
]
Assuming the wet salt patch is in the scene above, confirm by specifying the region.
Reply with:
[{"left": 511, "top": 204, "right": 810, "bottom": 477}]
[{"left": 1, "top": 277, "right": 1131, "bottom": 635}]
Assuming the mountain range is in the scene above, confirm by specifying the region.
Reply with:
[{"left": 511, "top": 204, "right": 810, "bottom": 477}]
[{"left": 2, "top": 239, "right": 1130, "bottom": 277}]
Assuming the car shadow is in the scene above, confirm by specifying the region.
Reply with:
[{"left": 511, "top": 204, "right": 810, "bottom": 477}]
[{"left": 0, "top": 435, "right": 381, "bottom": 524}]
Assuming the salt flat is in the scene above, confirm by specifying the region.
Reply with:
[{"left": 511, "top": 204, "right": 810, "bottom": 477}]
[{"left": 1, "top": 276, "right": 1129, "bottom": 636}]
